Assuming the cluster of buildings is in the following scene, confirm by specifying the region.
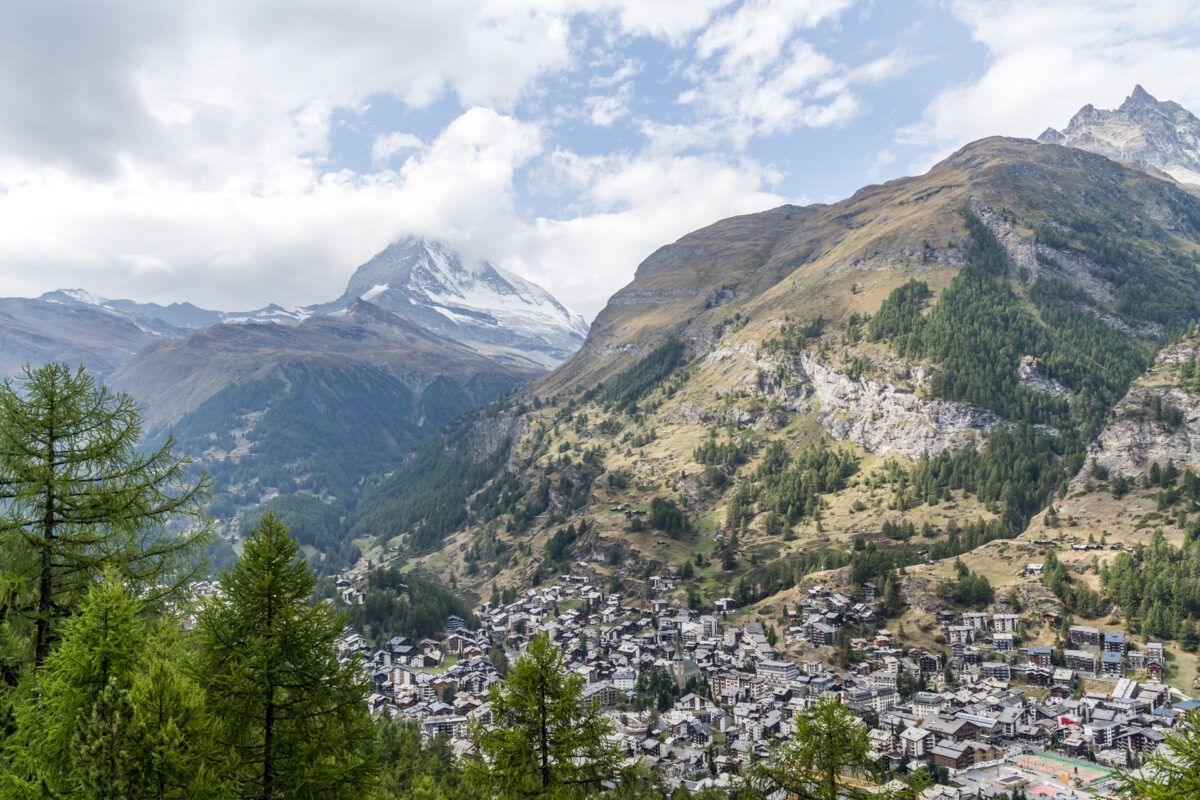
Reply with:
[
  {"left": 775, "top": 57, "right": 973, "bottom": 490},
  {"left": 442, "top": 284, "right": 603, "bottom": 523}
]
[{"left": 331, "top": 564, "right": 1194, "bottom": 797}]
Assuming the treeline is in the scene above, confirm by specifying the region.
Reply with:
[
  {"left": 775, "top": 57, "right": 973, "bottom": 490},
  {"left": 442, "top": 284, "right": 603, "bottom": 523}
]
[
  {"left": 588, "top": 338, "right": 688, "bottom": 413},
  {"left": 762, "top": 314, "right": 826, "bottom": 355},
  {"left": 883, "top": 424, "right": 1066, "bottom": 532}
]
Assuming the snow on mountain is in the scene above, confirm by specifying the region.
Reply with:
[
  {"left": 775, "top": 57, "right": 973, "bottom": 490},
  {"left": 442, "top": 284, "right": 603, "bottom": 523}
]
[
  {"left": 24, "top": 238, "right": 588, "bottom": 373},
  {"left": 1039, "top": 85, "right": 1200, "bottom": 186},
  {"left": 313, "top": 238, "right": 588, "bottom": 368}
]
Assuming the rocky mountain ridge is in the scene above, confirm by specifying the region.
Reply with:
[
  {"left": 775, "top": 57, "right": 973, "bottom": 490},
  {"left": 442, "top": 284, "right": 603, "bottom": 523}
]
[
  {"left": 313, "top": 238, "right": 588, "bottom": 369},
  {"left": 1039, "top": 84, "right": 1200, "bottom": 186},
  {"left": 5, "top": 237, "right": 586, "bottom": 381},
  {"left": 351, "top": 131, "right": 1200, "bottom": 618}
]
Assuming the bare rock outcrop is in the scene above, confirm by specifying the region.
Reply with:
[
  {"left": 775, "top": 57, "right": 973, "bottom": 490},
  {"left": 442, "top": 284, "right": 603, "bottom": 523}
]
[
  {"left": 1017, "top": 355, "right": 1072, "bottom": 397},
  {"left": 1080, "top": 342, "right": 1200, "bottom": 478},
  {"left": 789, "top": 355, "right": 1000, "bottom": 460}
]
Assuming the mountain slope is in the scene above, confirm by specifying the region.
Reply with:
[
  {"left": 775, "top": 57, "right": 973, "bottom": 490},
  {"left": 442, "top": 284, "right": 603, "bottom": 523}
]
[
  {"left": 1039, "top": 85, "right": 1200, "bottom": 186},
  {"left": 110, "top": 300, "right": 542, "bottom": 568},
  {"left": 9, "top": 238, "right": 587, "bottom": 383},
  {"left": 0, "top": 297, "right": 162, "bottom": 379},
  {"left": 350, "top": 135, "right": 1200, "bottom": 617},
  {"left": 313, "top": 238, "right": 588, "bottom": 368}
]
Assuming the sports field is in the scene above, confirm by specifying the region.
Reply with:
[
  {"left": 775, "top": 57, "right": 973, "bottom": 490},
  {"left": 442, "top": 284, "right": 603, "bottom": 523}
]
[{"left": 1012, "top": 752, "right": 1112, "bottom": 785}]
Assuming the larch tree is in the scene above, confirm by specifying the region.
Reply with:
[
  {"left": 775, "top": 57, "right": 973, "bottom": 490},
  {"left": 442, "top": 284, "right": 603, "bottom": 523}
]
[
  {"left": 466, "top": 632, "right": 629, "bottom": 800},
  {"left": 1115, "top": 709, "right": 1200, "bottom": 799},
  {"left": 194, "top": 511, "right": 377, "bottom": 800},
  {"left": 2, "top": 572, "right": 225, "bottom": 799},
  {"left": 0, "top": 363, "right": 210, "bottom": 668},
  {"left": 747, "top": 694, "right": 877, "bottom": 800},
  {"left": 3, "top": 572, "right": 146, "bottom": 796}
]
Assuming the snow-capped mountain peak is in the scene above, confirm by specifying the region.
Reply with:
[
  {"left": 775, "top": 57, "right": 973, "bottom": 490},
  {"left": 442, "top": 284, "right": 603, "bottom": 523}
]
[
  {"left": 1039, "top": 85, "right": 1200, "bottom": 186},
  {"left": 315, "top": 237, "right": 588, "bottom": 367}
]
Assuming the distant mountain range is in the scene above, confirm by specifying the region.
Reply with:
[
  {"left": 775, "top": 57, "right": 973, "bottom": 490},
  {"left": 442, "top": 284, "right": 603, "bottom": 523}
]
[
  {"left": 313, "top": 238, "right": 588, "bottom": 369},
  {"left": 9, "top": 238, "right": 585, "bottom": 380},
  {"left": 0, "top": 240, "right": 587, "bottom": 567},
  {"left": 1039, "top": 84, "right": 1200, "bottom": 186}
]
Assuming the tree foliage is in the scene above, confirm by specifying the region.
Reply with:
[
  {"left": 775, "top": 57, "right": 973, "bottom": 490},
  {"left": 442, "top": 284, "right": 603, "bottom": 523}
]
[
  {"left": 748, "top": 695, "right": 875, "bottom": 800},
  {"left": 466, "top": 633, "right": 628, "bottom": 799},
  {"left": 195, "top": 511, "right": 377, "bottom": 800},
  {"left": 0, "top": 362, "right": 210, "bottom": 668},
  {"left": 1115, "top": 710, "right": 1200, "bottom": 799}
]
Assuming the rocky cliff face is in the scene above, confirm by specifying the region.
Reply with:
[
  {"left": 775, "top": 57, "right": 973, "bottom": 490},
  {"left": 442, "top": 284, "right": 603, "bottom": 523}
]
[
  {"left": 1039, "top": 85, "right": 1200, "bottom": 186},
  {"left": 1080, "top": 341, "right": 1200, "bottom": 479},
  {"left": 702, "top": 343, "right": 1001, "bottom": 460}
]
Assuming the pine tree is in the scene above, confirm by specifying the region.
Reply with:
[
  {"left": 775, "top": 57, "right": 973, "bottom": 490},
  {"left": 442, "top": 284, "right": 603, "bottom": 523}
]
[
  {"left": 195, "top": 511, "right": 377, "bottom": 800},
  {"left": 0, "top": 363, "right": 210, "bottom": 667},
  {"left": 466, "top": 633, "right": 628, "bottom": 799}
]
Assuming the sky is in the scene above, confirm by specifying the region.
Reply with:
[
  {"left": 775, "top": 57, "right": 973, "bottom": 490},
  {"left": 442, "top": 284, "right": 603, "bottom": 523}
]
[{"left": 2, "top": 1, "right": 1200, "bottom": 322}]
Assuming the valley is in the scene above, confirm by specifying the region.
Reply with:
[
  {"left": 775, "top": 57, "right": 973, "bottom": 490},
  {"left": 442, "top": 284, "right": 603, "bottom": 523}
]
[{"left": 7, "top": 81, "right": 1200, "bottom": 799}]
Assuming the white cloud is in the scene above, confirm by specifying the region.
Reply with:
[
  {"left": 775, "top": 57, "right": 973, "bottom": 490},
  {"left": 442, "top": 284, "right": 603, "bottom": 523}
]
[
  {"left": 585, "top": 82, "right": 634, "bottom": 127},
  {"left": 502, "top": 150, "right": 785, "bottom": 317},
  {"left": 0, "top": 107, "right": 543, "bottom": 311},
  {"left": 370, "top": 132, "right": 424, "bottom": 166},
  {"left": 901, "top": 1, "right": 1200, "bottom": 160},
  {"left": 679, "top": 0, "right": 871, "bottom": 146}
]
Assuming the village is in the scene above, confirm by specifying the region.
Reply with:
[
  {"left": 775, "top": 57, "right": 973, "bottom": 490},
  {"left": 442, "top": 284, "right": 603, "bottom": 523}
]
[{"left": 324, "top": 561, "right": 1197, "bottom": 799}]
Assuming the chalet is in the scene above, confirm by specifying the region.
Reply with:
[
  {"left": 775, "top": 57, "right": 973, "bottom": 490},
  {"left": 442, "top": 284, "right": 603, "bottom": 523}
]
[
  {"left": 913, "top": 650, "right": 941, "bottom": 675},
  {"left": 980, "top": 662, "right": 1011, "bottom": 682},
  {"left": 947, "top": 626, "right": 974, "bottom": 645},
  {"left": 932, "top": 741, "right": 973, "bottom": 770},
  {"left": 581, "top": 681, "right": 618, "bottom": 710},
  {"left": 963, "top": 612, "right": 989, "bottom": 631},
  {"left": 1024, "top": 666, "right": 1052, "bottom": 687},
  {"left": 810, "top": 622, "right": 839, "bottom": 647}
]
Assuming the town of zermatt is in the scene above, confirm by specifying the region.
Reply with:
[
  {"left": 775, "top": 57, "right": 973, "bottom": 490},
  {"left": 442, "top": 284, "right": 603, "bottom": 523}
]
[{"left": 3, "top": 3, "right": 1200, "bottom": 799}]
